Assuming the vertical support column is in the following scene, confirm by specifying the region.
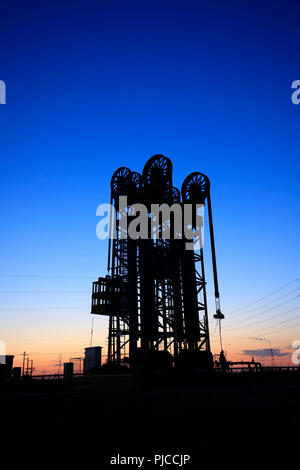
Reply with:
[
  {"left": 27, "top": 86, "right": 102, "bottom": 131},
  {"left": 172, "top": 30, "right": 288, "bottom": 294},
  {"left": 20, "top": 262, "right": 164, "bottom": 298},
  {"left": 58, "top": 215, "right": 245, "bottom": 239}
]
[
  {"left": 180, "top": 248, "right": 200, "bottom": 349},
  {"left": 139, "top": 239, "right": 156, "bottom": 352},
  {"left": 127, "top": 238, "right": 138, "bottom": 365}
]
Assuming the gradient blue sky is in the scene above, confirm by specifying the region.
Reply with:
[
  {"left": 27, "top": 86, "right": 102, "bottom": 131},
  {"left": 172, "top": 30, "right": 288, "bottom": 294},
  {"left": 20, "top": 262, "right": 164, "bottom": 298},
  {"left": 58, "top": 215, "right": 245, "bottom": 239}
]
[{"left": 0, "top": 1, "right": 299, "bottom": 370}]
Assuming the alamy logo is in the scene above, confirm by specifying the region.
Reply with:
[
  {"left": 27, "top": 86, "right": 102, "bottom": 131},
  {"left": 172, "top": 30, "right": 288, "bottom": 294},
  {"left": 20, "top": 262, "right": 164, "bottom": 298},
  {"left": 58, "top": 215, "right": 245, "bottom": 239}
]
[
  {"left": 291, "top": 80, "right": 300, "bottom": 104},
  {"left": 291, "top": 340, "right": 300, "bottom": 365},
  {"left": 0, "top": 80, "right": 6, "bottom": 104},
  {"left": 96, "top": 196, "right": 204, "bottom": 251}
]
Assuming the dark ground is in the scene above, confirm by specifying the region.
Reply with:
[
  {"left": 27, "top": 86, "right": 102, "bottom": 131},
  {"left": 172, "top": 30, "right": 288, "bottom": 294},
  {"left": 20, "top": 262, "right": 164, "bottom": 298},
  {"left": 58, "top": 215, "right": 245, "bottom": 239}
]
[{"left": 1, "top": 372, "right": 299, "bottom": 466}]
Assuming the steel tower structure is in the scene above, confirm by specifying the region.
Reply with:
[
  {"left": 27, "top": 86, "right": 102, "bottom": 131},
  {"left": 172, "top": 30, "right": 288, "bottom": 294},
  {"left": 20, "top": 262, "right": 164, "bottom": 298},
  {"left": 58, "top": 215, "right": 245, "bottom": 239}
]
[{"left": 91, "top": 155, "right": 223, "bottom": 369}]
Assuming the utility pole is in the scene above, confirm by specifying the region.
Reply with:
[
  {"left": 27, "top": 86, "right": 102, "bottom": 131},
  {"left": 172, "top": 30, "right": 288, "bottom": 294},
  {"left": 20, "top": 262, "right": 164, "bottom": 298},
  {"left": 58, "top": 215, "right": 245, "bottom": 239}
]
[
  {"left": 58, "top": 354, "right": 62, "bottom": 375},
  {"left": 270, "top": 348, "right": 276, "bottom": 368},
  {"left": 69, "top": 357, "right": 84, "bottom": 374},
  {"left": 22, "top": 351, "right": 28, "bottom": 378}
]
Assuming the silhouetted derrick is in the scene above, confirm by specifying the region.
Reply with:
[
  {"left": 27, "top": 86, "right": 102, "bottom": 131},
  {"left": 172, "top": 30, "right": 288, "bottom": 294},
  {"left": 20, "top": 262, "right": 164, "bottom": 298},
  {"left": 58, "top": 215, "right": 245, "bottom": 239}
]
[{"left": 91, "top": 154, "right": 223, "bottom": 371}]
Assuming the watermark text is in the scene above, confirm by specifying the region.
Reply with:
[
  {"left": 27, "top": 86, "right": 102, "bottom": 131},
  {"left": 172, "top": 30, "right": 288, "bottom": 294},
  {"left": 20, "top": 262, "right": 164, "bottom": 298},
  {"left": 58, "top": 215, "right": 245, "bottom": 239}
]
[{"left": 0, "top": 80, "right": 6, "bottom": 104}]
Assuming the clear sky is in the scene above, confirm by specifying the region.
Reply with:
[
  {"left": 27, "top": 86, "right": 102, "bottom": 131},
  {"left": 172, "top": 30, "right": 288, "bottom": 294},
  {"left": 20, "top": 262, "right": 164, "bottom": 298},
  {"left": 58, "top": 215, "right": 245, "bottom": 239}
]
[{"left": 0, "top": 0, "right": 299, "bottom": 372}]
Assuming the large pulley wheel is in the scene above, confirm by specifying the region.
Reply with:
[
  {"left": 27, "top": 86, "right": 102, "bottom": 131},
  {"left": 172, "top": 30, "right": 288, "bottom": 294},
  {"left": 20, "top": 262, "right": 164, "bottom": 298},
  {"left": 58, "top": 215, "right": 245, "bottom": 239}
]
[
  {"left": 171, "top": 186, "right": 181, "bottom": 203},
  {"left": 111, "top": 167, "right": 131, "bottom": 195},
  {"left": 142, "top": 154, "right": 172, "bottom": 187},
  {"left": 181, "top": 172, "right": 210, "bottom": 203},
  {"left": 127, "top": 171, "right": 143, "bottom": 201},
  {"left": 129, "top": 171, "right": 143, "bottom": 190}
]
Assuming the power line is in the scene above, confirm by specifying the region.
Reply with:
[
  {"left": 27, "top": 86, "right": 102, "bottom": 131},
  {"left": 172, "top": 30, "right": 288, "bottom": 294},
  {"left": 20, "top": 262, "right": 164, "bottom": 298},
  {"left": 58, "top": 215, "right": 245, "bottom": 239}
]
[
  {"left": 264, "top": 321, "right": 300, "bottom": 336},
  {"left": 224, "top": 305, "right": 299, "bottom": 332},
  {"left": 12, "top": 350, "right": 85, "bottom": 357},
  {"left": 0, "top": 291, "right": 88, "bottom": 294},
  {"left": 229, "top": 276, "right": 300, "bottom": 314},
  {"left": 224, "top": 294, "right": 300, "bottom": 329},
  {"left": 252, "top": 314, "right": 300, "bottom": 334},
  {"left": 0, "top": 306, "right": 88, "bottom": 311},
  {"left": 225, "top": 311, "right": 300, "bottom": 342},
  {"left": 227, "top": 286, "right": 300, "bottom": 319},
  {"left": 0, "top": 274, "right": 92, "bottom": 279}
]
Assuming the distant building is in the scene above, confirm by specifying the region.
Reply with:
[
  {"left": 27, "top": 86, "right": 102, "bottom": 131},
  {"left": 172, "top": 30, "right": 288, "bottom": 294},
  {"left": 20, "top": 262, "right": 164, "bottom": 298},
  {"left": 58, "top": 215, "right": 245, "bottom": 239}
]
[
  {"left": 84, "top": 346, "right": 102, "bottom": 374},
  {"left": 0, "top": 355, "right": 14, "bottom": 380}
]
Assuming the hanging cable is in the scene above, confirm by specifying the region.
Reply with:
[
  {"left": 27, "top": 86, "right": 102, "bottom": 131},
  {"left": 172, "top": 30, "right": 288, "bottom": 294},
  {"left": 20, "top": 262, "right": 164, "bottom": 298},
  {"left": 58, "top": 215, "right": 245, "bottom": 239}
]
[
  {"left": 90, "top": 316, "right": 94, "bottom": 347},
  {"left": 207, "top": 189, "right": 225, "bottom": 352}
]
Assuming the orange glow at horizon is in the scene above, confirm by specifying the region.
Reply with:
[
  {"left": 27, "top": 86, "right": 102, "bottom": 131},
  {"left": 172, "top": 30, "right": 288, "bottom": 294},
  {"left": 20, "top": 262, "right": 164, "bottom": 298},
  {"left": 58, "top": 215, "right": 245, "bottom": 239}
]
[{"left": 6, "top": 322, "right": 298, "bottom": 374}]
